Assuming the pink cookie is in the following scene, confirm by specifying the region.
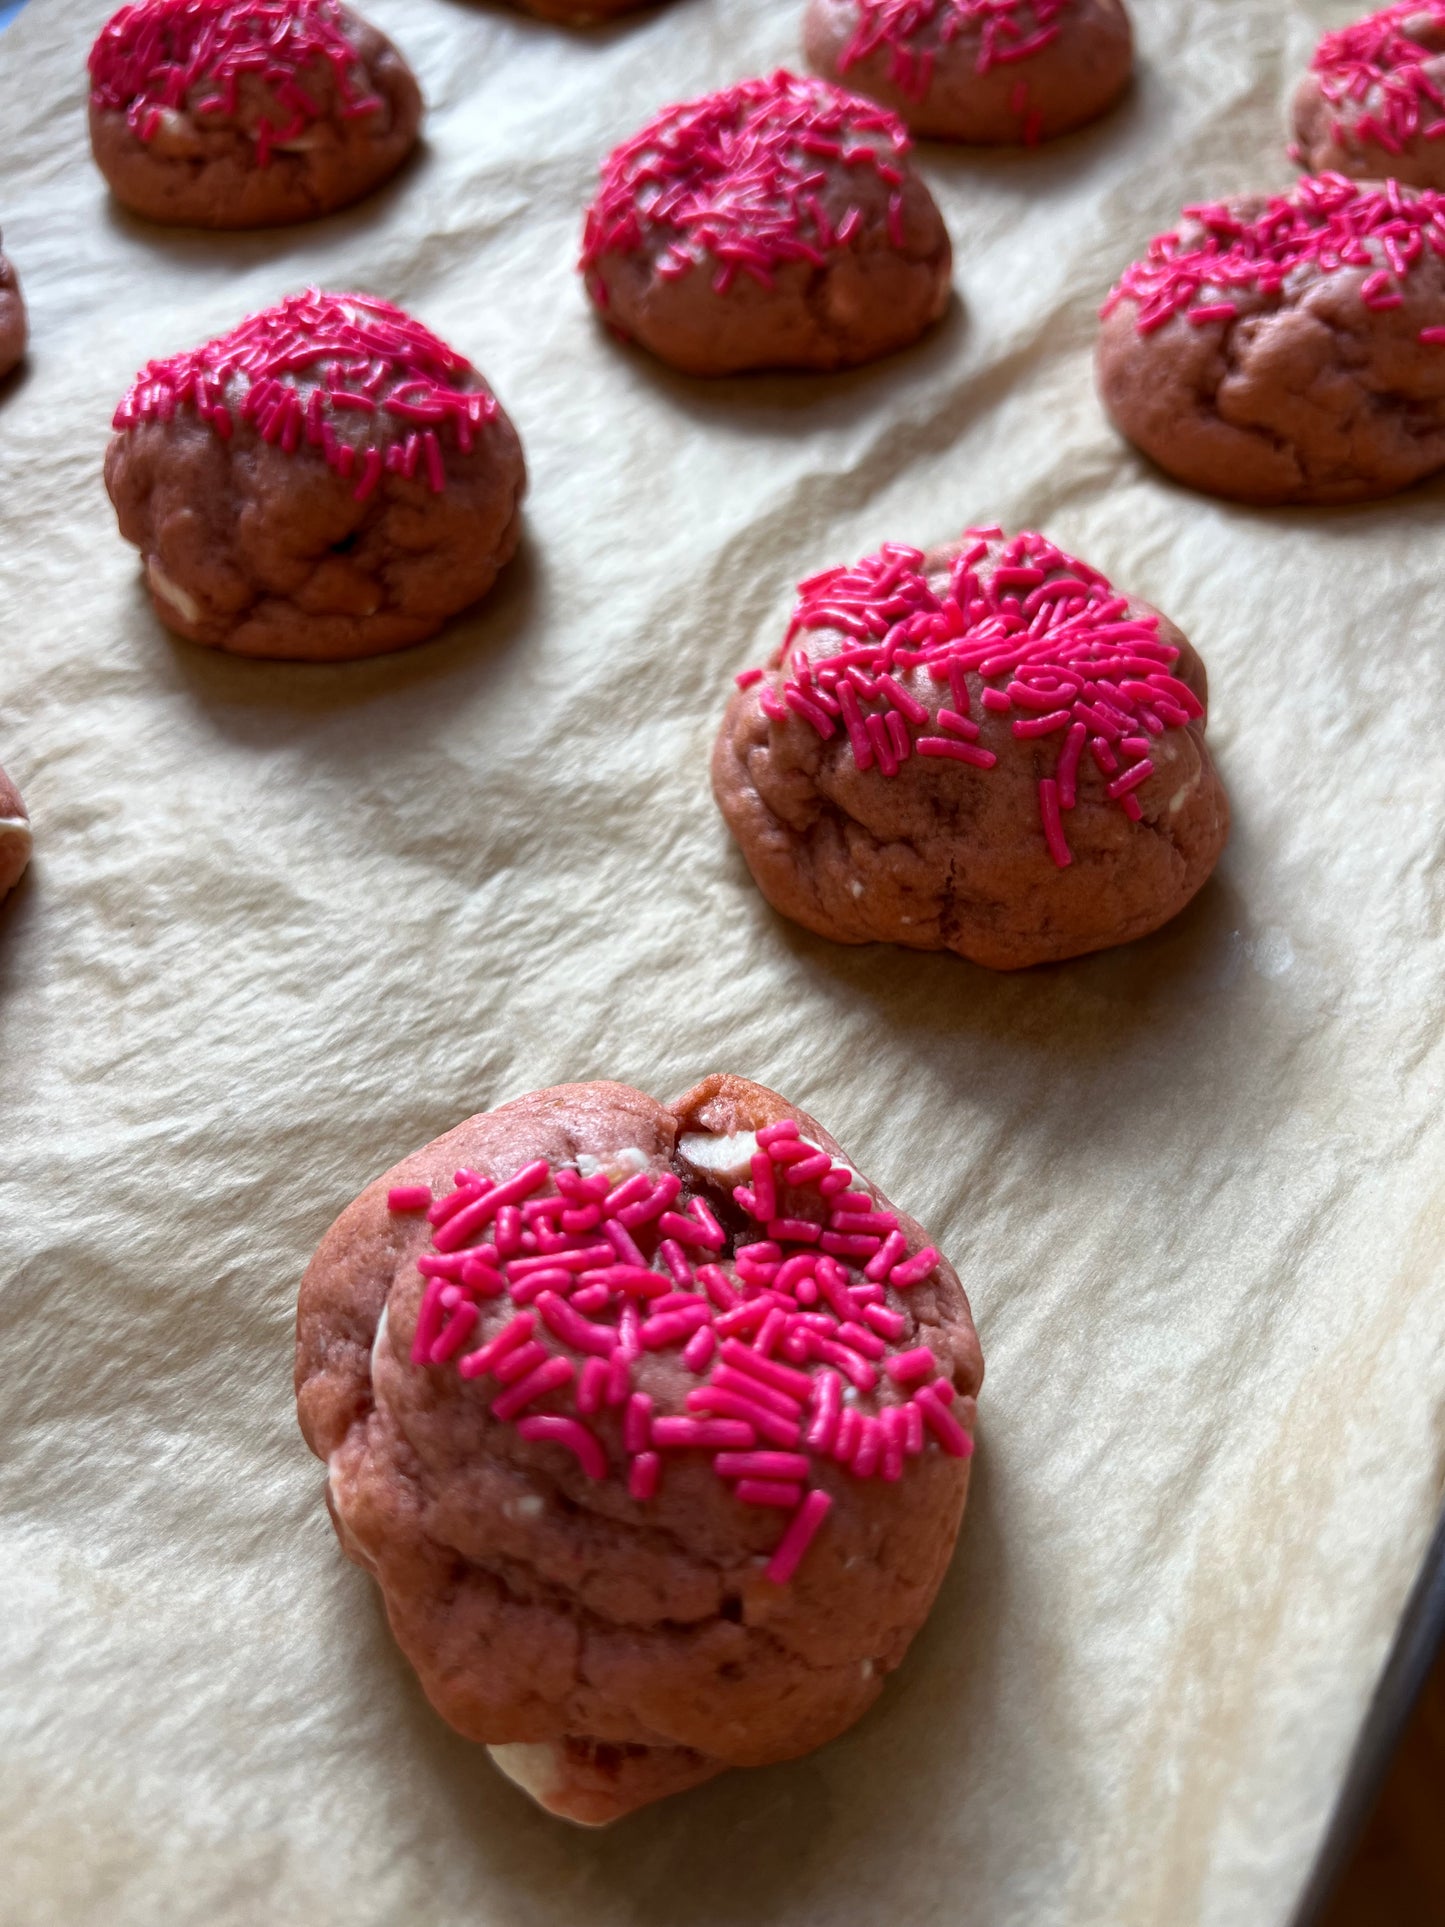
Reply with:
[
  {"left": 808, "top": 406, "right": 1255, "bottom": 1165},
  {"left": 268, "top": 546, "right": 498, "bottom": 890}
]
[
  {"left": 804, "top": 0, "right": 1133, "bottom": 144},
  {"left": 1293, "top": 3, "right": 1445, "bottom": 189},
  {"left": 0, "top": 765, "right": 31, "bottom": 901},
  {"left": 88, "top": 0, "right": 422, "bottom": 229},
  {"left": 296, "top": 1075, "right": 983, "bottom": 1823},
  {"left": 106, "top": 290, "right": 526, "bottom": 660},
  {"left": 1098, "top": 174, "right": 1445, "bottom": 502},
  {"left": 580, "top": 72, "right": 952, "bottom": 374},
  {"left": 713, "top": 526, "right": 1228, "bottom": 968}
]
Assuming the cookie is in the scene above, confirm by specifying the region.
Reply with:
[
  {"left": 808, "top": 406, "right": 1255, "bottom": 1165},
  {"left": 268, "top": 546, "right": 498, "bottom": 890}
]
[
  {"left": 0, "top": 237, "right": 26, "bottom": 380},
  {"left": 296, "top": 1075, "right": 983, "bottom": 1824},
  {"left": 105, "top": 290, "right": 526, "bottom": 661},
  {"left": 1097, "top": 174, "right": 1445, "bottom": 503},
  {"left": 804, "top": 0, "right": 1133, "bottom": 143},
  {"left": 88, "top": 0, "right": 421, "bottom": 229},
  {"left": 580, "top": 71, "right": 952, "bottom": 374},
  {"left": 713, "top": 526, "right": 1228, "bottom": 970},
  {"left": 0, "top": 765, "right": 31, "bottom": 902},
  {"left": 1293, "top": 3, "right": 1445, "bottom": 189}
]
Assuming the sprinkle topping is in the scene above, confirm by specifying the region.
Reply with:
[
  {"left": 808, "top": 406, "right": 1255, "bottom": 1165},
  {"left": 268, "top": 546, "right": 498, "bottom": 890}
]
[
  {"left": 1102, "top": 173, "right": 1445, "bottom": 338},
  {"left": 390, "top": 1121, "right": 971, "bottom": 1587},
  {"left": 742, "top": 528, "right": 1203, "bottom": 869},
  {"left": 837, "top": 0, "right": 1076, "bottom": 107},
  {"left": 89, "top": 0, "right": 381, "bottom": 158},
  {"left": 112, "top": 290, "right": 498, "bottom": 500},
  {"left": 1311, "top": 1, "right": 1445, "bottom": 156},
  {"left": 580, "top": 71, "right": 914, "bottom": 298}
]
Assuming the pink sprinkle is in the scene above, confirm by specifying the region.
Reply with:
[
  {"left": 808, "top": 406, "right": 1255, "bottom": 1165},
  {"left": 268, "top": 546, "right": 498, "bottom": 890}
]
[
  {"left": 491, "top": 1355, "right": 576, "bottom": 1423},
  {"left": 577, "top": 1355, "right": 609, "bottom": 1414},
  {"left": 683, "top": 1325, "right": 717, "bottom": 1372},
  {"left": 863, "top": 1229, "right": 909, "bottom": 1282},
  {"left": 430, "top": 1300, "right": 479, "bottom": 1364},
  {"left": 411, "top": 1278, "right": 447, "bottom": 1366},
  {"left": 629, "top": 1451, "right": 661, "bottom": 1501},
  {"left": 433, "top": 1158, "right": 551, "bottom": 1253},
  {"left": 889, "top": 1245, "right": 940, "bottom": 1289},
  {"left": 832, "top": 1405, "right": 862, "bottom": 1462},
  {"left": 387, "top": 1183, "right": 432, "bottom": 1211},
  {"left": 737, "top": 1479, "right": 805, "bottom": 1508},
  {"left": 863, "top": 1302, "right": 908, "bottom": 1341},
  {"left": 1039, "top": 778, "right": 1072, "bottom": 869},
  {"left": 804, "top": 1368, "right": 844, "bottom": 1453},
  {"left": 687, "top": 1386, "right": 796, "bottom": 1447},
  {"left": 536, "top": 1291, "right": 619, "bottom": 1357},
  {"left": 879, "top": 1406, "right": 907, "bottom": 1482},
  {"left": 457, "top": 1311, "right": 535, "bottom": 1380},
  {"left": 885, "top": 1345, "right": 936, "bottom": 1386},
  {"left": 784, "top": 1151, "right": 832, "bottom": 1185},
  {"left": 653, "top": 1416, "right": 756, "bottom": 1449},
  {"left": 764, "top": 1489, "right": 833, "bottom": 1585},
  {"left": 735, "top": 667, "right": 765, "bottom": 688},
  {"left": 624, "top": 1391, "right": 654, "bottom": 1454},
  {"left": 640, "top": 1305, "right": 711, "bottom": 1350},
  {"left": 915, "top": 1385, "right": 974, "bottom": 1457},
  {"left": 719, "top": 1339, "right": 812, "bottom": 1401},
  {"left": 697, "top": 1263, "right": 740, "bottom": 1310},
  {"left": 493, "top": 1340, "right": 548, "bottom": 1385},
  {"left": 851, "top": 1415, "right": 883, "bottom": 1480},
  {"left": 714, "top": 1450, "right": 812, "bottom": 1481},
  {"left": 516, "top": 1415, "right": 607, "bottom": 1480},
  {"left": 429, "top": 1181, "right": 484, "bottom": 1228}
]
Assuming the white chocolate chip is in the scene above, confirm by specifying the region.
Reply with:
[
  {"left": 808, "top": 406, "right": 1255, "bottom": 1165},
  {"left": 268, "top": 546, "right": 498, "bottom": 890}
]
[
  {"left": 576, "top": 1147, "right": 650, "bottom": 1179},
  {"left": 369, "top": 1303, "right": 389, "bottom": 1379},
  {"left": 860, "top": 1658, "right": 874, "bottom": 1678},
  {"left": 1168, "top": 773, "right": 1200, "bottom": 814},
  {"left": 676, "top": 1130, "right": 760, "bottom": 1183},
  {"left": 487, "top": 1744, "right": 610, "bottom": 1828},
  {"left": 273, "top": 129, "right": 325, "bottom": 151},
  {"left": 504, "top": 1494, "right": 544, "bottom": 1521},
  {"left": 147, "top": 559, "right": 202, "bottom": 624},
  {"left": 849, "top": 879, "right": 865, "bottom": 899}
]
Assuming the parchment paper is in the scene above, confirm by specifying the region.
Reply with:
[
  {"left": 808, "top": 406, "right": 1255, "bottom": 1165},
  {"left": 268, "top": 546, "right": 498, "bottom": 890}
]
[{"left": 1, "top": 1, "right": 1442, "bottom": 1921}]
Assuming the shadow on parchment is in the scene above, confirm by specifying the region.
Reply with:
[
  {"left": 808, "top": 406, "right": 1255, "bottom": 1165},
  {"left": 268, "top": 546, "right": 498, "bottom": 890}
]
[
  {"left": 147, "top": 528, "right": 543, "bottom": 745},
  {"left": 599, "top": 294, "right": 970, "bottom": 445},
  {"left": 770, "top": 866, "right": 1253, "bottom": 1071},
  {"left": 337, "top": 1435, "right": 1007, "bottom": 1926},
  {"left": 912, "top": 64, "right": 1149, "bottom": 200}
]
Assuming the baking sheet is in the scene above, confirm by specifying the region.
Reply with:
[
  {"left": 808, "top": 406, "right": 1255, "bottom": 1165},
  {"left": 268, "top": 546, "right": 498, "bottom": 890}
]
[{"left": 1, "top": 1, "right": 1443, "bottom": 1922}]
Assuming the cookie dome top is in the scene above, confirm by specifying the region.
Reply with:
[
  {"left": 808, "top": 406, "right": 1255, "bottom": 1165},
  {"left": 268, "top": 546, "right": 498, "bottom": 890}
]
[
  {"left": 389, "top": 1115, "right": 969, "bottom": 1589},
  {"left": 834, "top": 0, "right": 1079, "bottom": 95},
  {"left": 1103, "top": 173, "right": 1445, "bottom": 337},
  {"left": 739, "top": 527, "right": 1202, "bottom": 870},
  {"left": 581, "top": 71, "right": 916, "bottom": 293},
  {"left": 89, "top": 0, "right": 381, "bottom": 154},
  {"left": 1310, "top": 3, "right": 1445, "bottom": 154},
  {"left": 112, "top": 290, "right": 499, "bottom": 500}
]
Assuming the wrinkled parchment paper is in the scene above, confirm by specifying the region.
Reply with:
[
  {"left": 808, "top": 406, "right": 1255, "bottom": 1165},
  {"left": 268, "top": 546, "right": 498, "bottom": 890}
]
[{"left": 2, "top": 1, "right": 1443, "bottom": 1921}]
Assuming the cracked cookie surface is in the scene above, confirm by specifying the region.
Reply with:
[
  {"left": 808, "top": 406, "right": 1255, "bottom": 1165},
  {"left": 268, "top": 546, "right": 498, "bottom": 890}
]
[
  {"left": 1098, "top": 174, "right": 1445, "bottom": 503},
  {"left": 580, "top": 72, "right": 952, "bottom": 374},
  {"left": 804, "top": 0, "right": 1133, "bottom": 144},
  {"left": 105, "top": 290, "right": 526, "bottom": 661},
  {"left": 713, "top": 527, "right": 1229, "bottom": 970},
  {"left": 296, "top": 1076, "right": 982, "bottom": 1823},
  {"left": 88, "top": 0, "right": 421, "bottom": 229}
]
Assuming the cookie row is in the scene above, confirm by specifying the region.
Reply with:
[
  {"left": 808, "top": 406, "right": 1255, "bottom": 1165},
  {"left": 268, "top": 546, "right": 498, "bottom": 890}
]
[{"left": 81, "top": 0, "right": 1140, "bottom": 237}]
